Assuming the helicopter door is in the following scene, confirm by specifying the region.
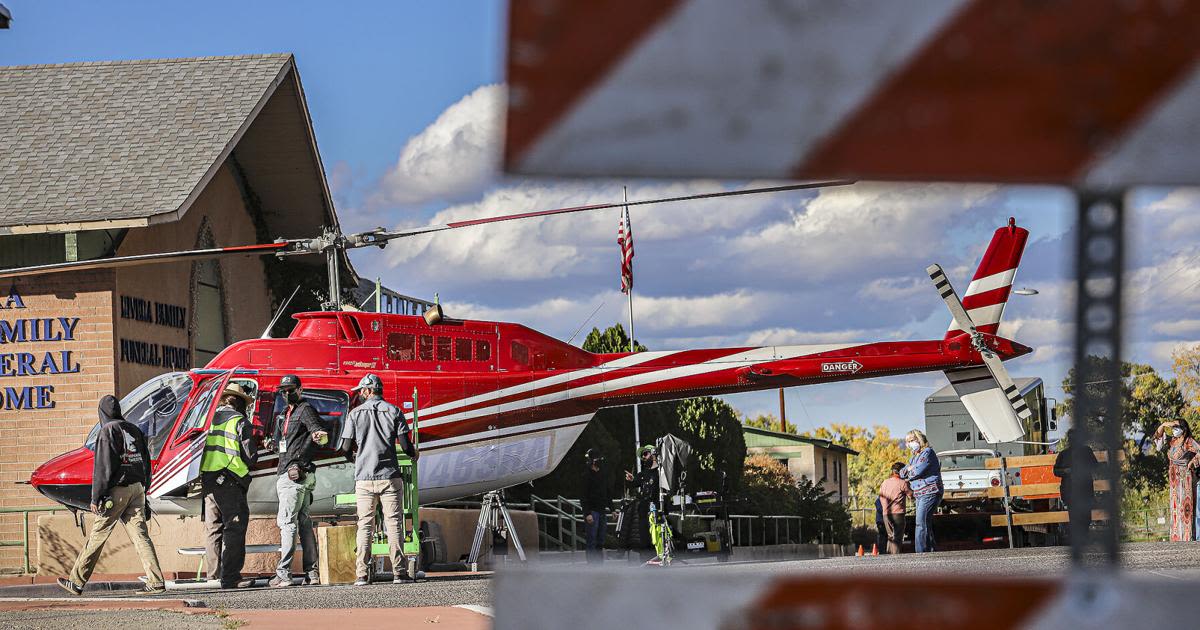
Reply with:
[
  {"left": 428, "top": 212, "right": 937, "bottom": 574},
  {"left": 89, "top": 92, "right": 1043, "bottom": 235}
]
[{"left": 149, "top": 371, "right": 233, "bottom": 499}]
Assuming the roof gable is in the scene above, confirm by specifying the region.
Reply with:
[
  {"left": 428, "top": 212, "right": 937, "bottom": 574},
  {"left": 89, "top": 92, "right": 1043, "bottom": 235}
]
[{"left": 0, "top": 54, "right": 337, "bottom": 238}]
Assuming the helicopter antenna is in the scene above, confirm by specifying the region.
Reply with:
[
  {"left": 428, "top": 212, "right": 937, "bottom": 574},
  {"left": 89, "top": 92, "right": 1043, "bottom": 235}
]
[
  {"left": 261, "top": 284, "right": 302, "bottom": 339},
  {"left": 566, "top": 300, "right": 606, "bottom": 346}
]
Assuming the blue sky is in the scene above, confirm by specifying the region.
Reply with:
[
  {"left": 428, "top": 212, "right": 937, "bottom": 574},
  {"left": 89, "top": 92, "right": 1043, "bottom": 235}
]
[{"left": 5, "top": 2, "right": 1199, "bottom": 439}]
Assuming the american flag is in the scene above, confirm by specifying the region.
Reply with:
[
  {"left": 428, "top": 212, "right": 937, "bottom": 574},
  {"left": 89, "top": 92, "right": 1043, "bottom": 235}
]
[{"left": 617, "top": 206, "right": 634, "bottom": 294}]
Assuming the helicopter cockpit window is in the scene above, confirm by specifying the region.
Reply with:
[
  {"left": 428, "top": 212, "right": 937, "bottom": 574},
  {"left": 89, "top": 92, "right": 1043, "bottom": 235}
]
[
  {"left": 511, "top": 341, "right": 530, "bottom": 366},
  {"left": 84, "top": 371, "right": 193, "bottom": 459},
  {"left": 271, "top": 389, "right": 350, "bottom": 444},
  {"left": 455, "top": 338, "right": 472, "bottom": 361},
  {"left": 419, "top": 335, "right": 434, "bottom": 361},
  {"left": 476, "top": 339, "right": 491, "bottom": 362},
  {"left": 436, "top": 336, "right": 452, "bottom": 361},
  {"left": 387, "top": 333, "right": 416, "bottom": 361},
  {"left": 175, "top": 376, "right": 225, "bottom": 441}
]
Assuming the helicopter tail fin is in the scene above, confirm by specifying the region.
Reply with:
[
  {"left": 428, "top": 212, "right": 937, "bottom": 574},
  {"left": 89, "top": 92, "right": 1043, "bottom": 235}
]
[{"left": 943, "top": 218, "right": 1029, "bottom": 341}]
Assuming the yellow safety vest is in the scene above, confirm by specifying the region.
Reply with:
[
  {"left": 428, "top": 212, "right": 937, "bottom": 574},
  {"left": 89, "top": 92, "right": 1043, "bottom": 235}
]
[{"left": 200, "top": 411, "right": 249, "bottom": 478}]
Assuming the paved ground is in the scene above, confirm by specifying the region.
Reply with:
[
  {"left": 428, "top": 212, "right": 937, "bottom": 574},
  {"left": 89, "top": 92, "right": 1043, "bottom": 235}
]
[
  {"left": 683, "top": 541, "right": 1200, "bottom": 579},
  {"left": 0, "top": 609, "right": 225, "bottom": 630},
  {"left": 5, "top": 543, "right": 1200, "bottom": 628}
]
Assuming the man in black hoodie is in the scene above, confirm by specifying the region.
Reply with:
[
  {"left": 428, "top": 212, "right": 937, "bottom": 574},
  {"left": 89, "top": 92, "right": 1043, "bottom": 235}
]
[
  {"left": 58, "top": 396, "right": 164, "bottom": 596},
  {"left": 581, "top": 449, "right": 611, "bottom": 564}
]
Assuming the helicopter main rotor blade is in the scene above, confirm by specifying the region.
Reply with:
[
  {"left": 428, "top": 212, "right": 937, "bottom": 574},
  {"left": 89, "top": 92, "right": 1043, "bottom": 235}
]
[
  {"left": 355, "top": 180, "right": 855, "bottom": 243},
  {"left": 0, "top": 242, "right": 294, "bottom": 280}
]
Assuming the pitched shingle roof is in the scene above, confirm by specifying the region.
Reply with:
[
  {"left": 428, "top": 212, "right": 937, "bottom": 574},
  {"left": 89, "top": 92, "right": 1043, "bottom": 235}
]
[{"left": 0, "top": 54, "right": 327, "bottom": 232}]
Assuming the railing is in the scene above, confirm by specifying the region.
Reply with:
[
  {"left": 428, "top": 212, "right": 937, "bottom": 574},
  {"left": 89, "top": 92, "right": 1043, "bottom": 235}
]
[{"left": 1, "top": 506, "right": 67, "bottom": 574}]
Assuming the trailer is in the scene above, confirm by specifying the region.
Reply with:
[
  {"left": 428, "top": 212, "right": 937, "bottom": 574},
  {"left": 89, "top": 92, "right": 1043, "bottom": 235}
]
[{"left": 924, "top": 377, "right": 1061, "bottom": 547}]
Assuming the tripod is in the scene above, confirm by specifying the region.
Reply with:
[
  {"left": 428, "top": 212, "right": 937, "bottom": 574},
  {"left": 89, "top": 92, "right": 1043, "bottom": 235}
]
[{"left": 467, "top": 491, "right": 527, "bottom": 571}]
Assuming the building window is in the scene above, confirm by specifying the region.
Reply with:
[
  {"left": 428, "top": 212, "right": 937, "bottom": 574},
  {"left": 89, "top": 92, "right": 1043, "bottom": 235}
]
[
  {"left": 834, "top": 459, "right": 839, "bottom": 482},
  {"left": 418, "top": 335, "right": 434, "bottom": 361},
  {"left": 455, "top": 338, "right": 472, "bottom": 361},
  {"left": 436, "top": 336, "right": 452, "bottom": 361},
  {"left": 822, "top": 454, "right": 828, "bottom": 480},
  {"left": 476, "top": 339, "right": 492, "bottom": 362},
  {"left": 957, "top": 431, "right": 971, "bottom": 442},
  {"left": 387, "top": 333, "right": 415, "bottom": 361}
]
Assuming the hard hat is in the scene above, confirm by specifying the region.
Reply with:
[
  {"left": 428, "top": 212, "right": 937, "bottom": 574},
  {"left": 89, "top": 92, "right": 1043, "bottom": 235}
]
[
  {"left": 355, "top": 373, "right": 384, "bottom": 393},
  {"left": 638, "top": 444, "right": 656, "bottom": 457},
  {"left": 279, "top": 374, "right": 302, "bottom": 390},
  {"left": 221, "top": 383, "right": 254, "bottom": 405},
  {"left": 584, "top": 448, "right": 603, "bottom": 463}
]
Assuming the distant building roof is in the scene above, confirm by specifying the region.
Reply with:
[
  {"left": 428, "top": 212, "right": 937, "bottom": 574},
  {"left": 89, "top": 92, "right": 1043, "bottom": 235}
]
[
  {"left": 0, "top": 54, "right": 339, "bottom": 242},
  {"left": 926, "top": 377, "right": 1042, "bottom": 403},
  {"left": 742, "top": 425, "right": 859, "bottom": 456}
]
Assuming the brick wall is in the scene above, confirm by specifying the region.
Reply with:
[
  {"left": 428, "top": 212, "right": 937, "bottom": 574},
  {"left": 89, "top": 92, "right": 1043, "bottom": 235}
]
[
  {"left": 0, "top": 270, "right": 115, "bottom": 571},
  {"left": 115, "top": 164, "right": 273, "bottom": 395},
  {"left": 0, "top": 163, "right": 277, "bottom": 573}
]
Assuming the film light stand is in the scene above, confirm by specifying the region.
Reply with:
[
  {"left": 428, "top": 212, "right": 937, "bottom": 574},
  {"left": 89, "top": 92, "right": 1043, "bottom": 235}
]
[{"left": 467, "top": 490, "right": 527, "bottom": 571}]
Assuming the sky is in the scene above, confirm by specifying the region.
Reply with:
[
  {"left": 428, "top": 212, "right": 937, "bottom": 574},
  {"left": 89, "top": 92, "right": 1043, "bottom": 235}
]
[{"left": 4, "top": 2, "right": 1200, "bottom": 439}]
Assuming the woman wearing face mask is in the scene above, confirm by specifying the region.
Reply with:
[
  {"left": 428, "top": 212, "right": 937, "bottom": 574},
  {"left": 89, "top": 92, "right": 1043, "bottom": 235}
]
[
  {"left": 899, "top": 429, "right": 942, "bottom": 553},
  {"left": 1153, "top": 419, "right": 1200, "bottom": 541}
]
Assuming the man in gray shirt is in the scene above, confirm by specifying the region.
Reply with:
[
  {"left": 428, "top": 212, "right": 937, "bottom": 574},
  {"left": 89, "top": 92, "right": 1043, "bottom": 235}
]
[{"left": 338, "top": 374, "right": 416, "bottom": 585}]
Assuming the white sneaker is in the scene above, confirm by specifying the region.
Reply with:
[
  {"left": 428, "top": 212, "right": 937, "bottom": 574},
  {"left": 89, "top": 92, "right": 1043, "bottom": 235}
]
[{"left": 354, "top": 578, "right": 370, "bottom": 586}]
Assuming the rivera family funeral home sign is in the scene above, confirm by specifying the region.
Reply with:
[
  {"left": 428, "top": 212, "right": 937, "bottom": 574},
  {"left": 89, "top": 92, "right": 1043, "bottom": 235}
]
[{"left": 0, "top": 286, "right": 81, "bottom": 410}]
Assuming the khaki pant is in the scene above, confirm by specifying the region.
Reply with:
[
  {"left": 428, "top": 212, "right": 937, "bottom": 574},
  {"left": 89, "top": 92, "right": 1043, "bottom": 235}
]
[
  {"left": 355, "top": 478, "right": 407, "bottom": 579},
  {"left": 883, "top": 512, "right": 906, "bottom": 555},
  {"left": 68, "top": 483, "right": 163, "bottom": 588}
]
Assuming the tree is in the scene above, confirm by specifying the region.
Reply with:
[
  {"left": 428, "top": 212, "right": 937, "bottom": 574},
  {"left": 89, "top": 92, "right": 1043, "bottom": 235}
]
[
  {"left": 803, "top": 424, "right": 907, "bottom": 514},
  {"left": 676, "top": 397, "right": 747, "bottom": 491},
  {"left": 583, "top": 324, "right": 646, "bottom": 354},
  {"left": 1173, "top": 343, "right": 1200, "bottom": 410},
  {"left": 741, "top": 412, "right": 795, "bottom": 434},
  {"left": 740, "top": 454, "right": 851, "bottom": 543},
  {"left": 1060, "top": 358, "right": 1188, "bottom": 491}
]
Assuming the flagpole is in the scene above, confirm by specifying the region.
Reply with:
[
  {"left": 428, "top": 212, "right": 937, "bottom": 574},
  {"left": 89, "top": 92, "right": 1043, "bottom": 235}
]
[{"left": 624, "top": 186, "right": 643, "bottom": 474}]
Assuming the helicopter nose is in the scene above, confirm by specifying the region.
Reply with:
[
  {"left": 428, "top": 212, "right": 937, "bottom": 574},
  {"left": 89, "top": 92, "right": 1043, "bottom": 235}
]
[{"left": 30, "top": 447, "right": 96, "bottom": 511}]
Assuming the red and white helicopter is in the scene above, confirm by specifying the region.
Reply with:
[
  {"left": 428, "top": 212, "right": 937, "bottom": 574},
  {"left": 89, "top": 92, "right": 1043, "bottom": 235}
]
[{"left": 8, "top": 182, "right": 1034, "bottom": 516}]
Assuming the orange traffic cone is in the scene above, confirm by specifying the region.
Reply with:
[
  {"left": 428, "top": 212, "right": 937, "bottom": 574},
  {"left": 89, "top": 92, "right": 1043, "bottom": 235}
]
[
  {"left": 856, "top": 545, "right": 864, "bottom": 557},
  {"left": 871, "top": 544, "right": 879, "bottom": 556}
]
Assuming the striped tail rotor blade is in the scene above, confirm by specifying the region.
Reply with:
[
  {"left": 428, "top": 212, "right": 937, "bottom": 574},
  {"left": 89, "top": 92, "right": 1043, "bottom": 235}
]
[
  {"left": 927, "top": 263, "right": 976, "bottom": 334},
  {"left": 980, "top": 349, "right": 1034, "bottom": 422}
]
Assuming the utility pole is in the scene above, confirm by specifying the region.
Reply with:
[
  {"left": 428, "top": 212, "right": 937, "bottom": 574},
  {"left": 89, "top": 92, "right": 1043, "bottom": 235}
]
[{"left": 778, "top": 388, "right": 788, "bottom": 433}]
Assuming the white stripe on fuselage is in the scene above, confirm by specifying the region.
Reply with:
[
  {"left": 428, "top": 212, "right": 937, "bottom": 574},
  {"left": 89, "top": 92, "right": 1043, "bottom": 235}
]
[
  {"left": 419, "top": 350, "right": 678, "bottom": 418},
  {"left": 422, "top": 344, "right": 855, "bottom": 428}
]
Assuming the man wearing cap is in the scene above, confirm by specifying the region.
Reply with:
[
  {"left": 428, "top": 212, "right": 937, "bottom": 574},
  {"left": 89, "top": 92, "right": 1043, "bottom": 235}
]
[
  {"left": 269, "top": 374, "right": 329, "bottom": 587},
  {"left": 338, "top": 374, "right": 416, "bottom": 585},
  {"left": 580, "top": 448, "right": 611, "bottom": 564},
  {"left": 200, "top": 383, "right": 259, "bottom": 588}
]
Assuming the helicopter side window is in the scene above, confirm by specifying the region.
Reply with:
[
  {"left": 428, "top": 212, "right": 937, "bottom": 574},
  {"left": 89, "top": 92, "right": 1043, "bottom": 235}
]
[
  {"left": 475, "top": 339, "right": 491, "bottom": 362},
  {"left": 419, "top": 335, "right": 434, "bottom": 361},
  {"left": 271, "top": 389, "right": 350, "bottom": 444},
  {"left": 455, "top": 338, "right": 472, "bottom": 361},
  {"left": 511, "top": 341, "right": 530, "bottom": 366},
  {"left": 436, "top": 336, "right": 452, "bottom": 361},
  {"left": 387, "top": 333, "right": 416, "bottom": 361}
]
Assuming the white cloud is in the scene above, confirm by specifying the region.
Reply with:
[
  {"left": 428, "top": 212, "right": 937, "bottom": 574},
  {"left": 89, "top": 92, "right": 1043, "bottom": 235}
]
[
  {"left": 370, "top": 84, "right": 505, "bottom": 207},
  {"left": 741, "top": 326, "right": 896, "bottom": 346},
  {"left": 858, "top": 276, "right": 927, "bottom": 302},
  {"left": 725, "top": 183, "right": 1001, "bottom": 279},
  {"left": 1152, "top": 319, "right": 1200, "bottom": 337}
]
